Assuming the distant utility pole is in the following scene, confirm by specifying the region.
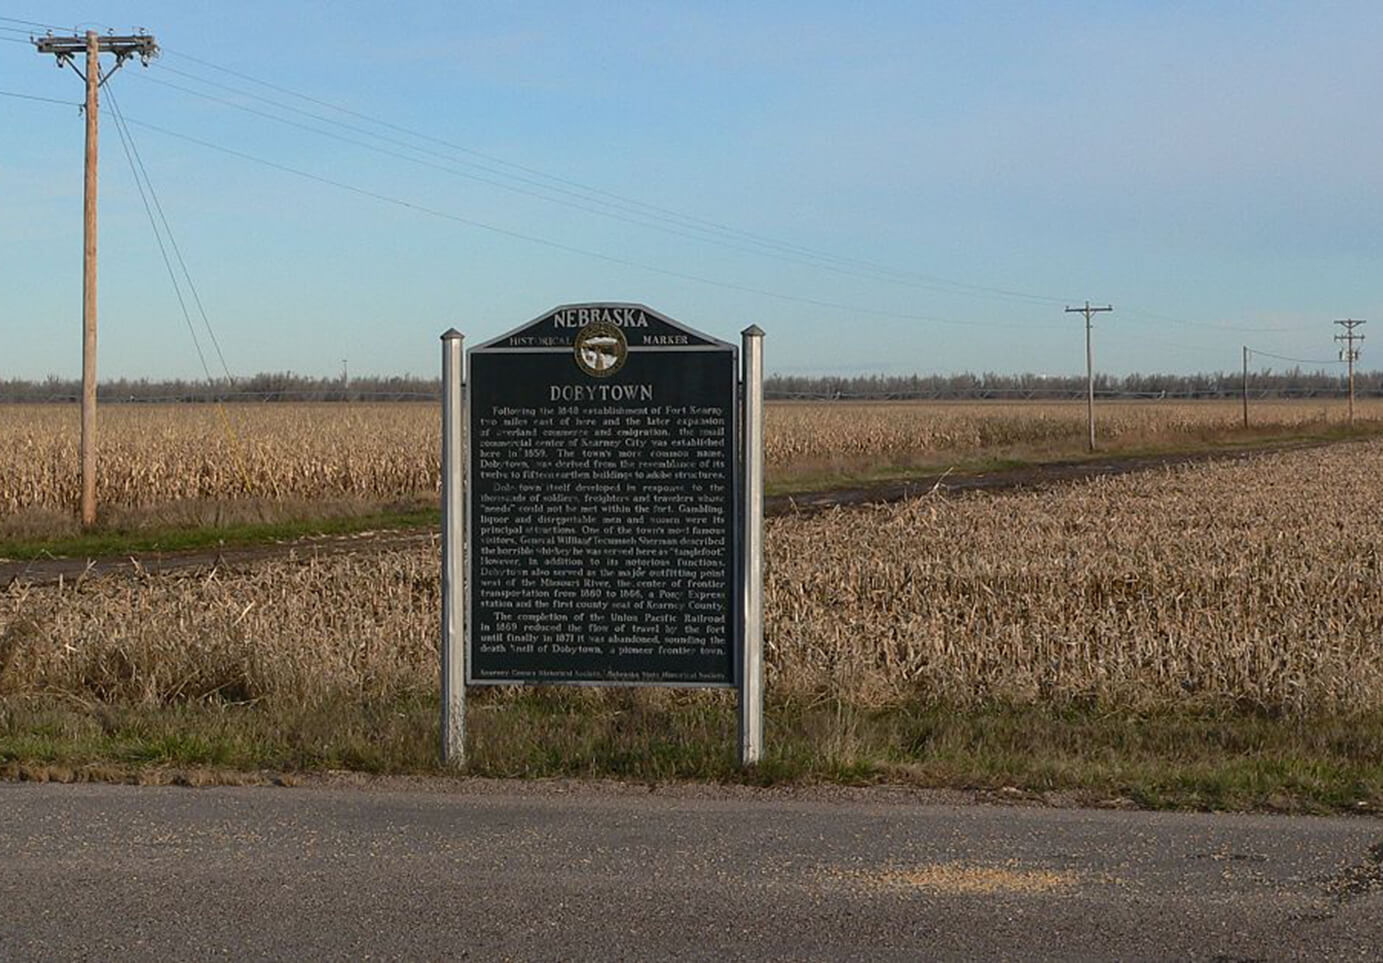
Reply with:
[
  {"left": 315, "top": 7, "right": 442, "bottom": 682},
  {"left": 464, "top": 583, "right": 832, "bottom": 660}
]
[
  {"left": 1334, "top": 319, "right": 1366, "bottom": 425},
  {"left": 33, "top": 29, "right": 158, "bottom": 526},
  {"left": 1065, "top": 301, "right": 1113, "bottom": 451},
  {"left": 1242, "top": 345, "right": 1250, "bottom": 429}
]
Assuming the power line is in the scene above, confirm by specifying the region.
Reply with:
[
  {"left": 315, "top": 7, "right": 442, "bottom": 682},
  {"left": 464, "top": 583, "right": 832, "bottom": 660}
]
[
  {"left": 153, "top": 52, "right": 907, "bottom": 277},
  {"left": 108, "top": 85, "right": 234, "bottom": 383},
  {"left": 0, "top": 88, "right": 79, "bottom": 105},
  {"left": 1118, "top": 305, "right": 1306, "bottom": 335},
  {"left": 1130, "top": 335, "right": 1223, "bottom": 355},
  {"left": 0, "top": 15, "right": 65, "bottom": 30},
  {"left": 139, "top": 69, "right": 976, "bottom": 291},
  {"left": 14, "top": 32, "right": 1368, "bottom": 345},
  {"left": 116, "top": 110, "right": 1070, "bottom": 333},
  {"left": 147, "top": 53, "right": 1340, "bottom": 341},
  {"left": 1245, "top": 347, "right": 1343, "bottom": 366},
  {"left": 107, "top": 86, "right": 214, "bottom": 381},
  {"left": 106, "top": 85, "right": 261, "bottom": 493},
  {"left": 23, "top": 38, "right": 1341, "bottom": 356},
  {"left": 146, "top": 63, "right": 797, "bottom": 251},
  {"left": 138, "top": 63, "right": 1075, "bottom": 308},
  {"left": 109, "top": 86, "right": 233, "bottom": 382},
  {"left": 157, "top": 47, "right": 1078, "bottom": 308}
]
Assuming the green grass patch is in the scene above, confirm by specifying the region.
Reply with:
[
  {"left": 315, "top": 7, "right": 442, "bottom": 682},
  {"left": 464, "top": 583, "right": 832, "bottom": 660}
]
[
  {"left": 3, "top": 693, "right": 1381, "bottom": 812},
  {"left": 0, "top": 506, "right": 439, "bottom": 562}
]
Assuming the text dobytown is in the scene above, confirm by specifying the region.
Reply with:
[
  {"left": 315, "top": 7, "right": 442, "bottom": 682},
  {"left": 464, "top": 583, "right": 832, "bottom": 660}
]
[{"left": 550, "top": 383, "right": 655, "bottom": 402}]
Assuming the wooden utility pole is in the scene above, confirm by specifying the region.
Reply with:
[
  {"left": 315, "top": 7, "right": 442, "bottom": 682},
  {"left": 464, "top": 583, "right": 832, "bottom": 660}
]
[
  {"left": 80, "top": 32, "right": 99, "bottom": 526},
  {"left": 1334, "top": 319, "right": 1366, "bottom": 425},
  {"left": 1242, "top": 345, "right": 1249, "bottom": 429},
  {"left": 34, "top": 30, "right": 158, "bottom": 526},
  {"left": 1065, "top": 301, "right": 1113, "bottom": 452}
]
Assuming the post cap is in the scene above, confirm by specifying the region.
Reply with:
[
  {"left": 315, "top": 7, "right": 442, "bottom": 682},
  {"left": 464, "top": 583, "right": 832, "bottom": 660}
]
[
  {"left": 741, "top": 324, "right": 765, "bottom": 337},
  {"left": 440, "top": 328, "right": 464, "bottom": 341}
]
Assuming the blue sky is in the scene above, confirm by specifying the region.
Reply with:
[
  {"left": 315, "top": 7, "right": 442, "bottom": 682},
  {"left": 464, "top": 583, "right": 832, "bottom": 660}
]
[{"left": 2, "top": 1, "right": 1381, "bottom": 381}]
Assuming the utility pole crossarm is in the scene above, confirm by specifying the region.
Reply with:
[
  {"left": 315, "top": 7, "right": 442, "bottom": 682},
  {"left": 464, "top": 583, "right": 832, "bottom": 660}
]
[
  {"left": 35, "top": 35, "right": 158, "bottom": 84},
  {"left": 34, "top": 34, "right": 158, "bottom": 62}
]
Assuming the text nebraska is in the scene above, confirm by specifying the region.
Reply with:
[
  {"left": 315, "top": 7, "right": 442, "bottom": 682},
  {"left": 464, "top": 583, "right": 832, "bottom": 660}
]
[
  {"left": 550, "top": 383, "right": 655, "bottom": 402},
  {"left": 552, "top": 306, "right": 649, "bottom": 328}
]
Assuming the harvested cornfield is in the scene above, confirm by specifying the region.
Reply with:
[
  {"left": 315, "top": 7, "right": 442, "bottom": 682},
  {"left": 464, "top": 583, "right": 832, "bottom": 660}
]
[
  {"left": 0, "top": 403, "right": 439, "bottom": 517},
  {"left": 4, "top": 439, "right": 1381, "bottom": 716},
  {"left": 765, "top": 398, "right": 1383, "bottom": 472},
  {"left": 2, "top": 399, "right": 1379, "bottom": 519},
  {"left": 768, "top": 440, "right": 1383, "bottom": 712},
  {"left": 0, "top": 547, "right": 440, "bottom": 707}
]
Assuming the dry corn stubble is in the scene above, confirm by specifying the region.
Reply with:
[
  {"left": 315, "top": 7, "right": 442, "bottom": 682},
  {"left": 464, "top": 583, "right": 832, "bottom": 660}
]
[
  {"left": 4, "top": 440, "right": 1382, "bottom": 716},
  {"left": 2, "top": 399, "right": 1378, "bottom": 518},
  {"left": 0, "top": 403, "right": 440, "bottom": 516},
  {"left": 769, "top": 442, "right": 1383, "bottom": 712},
  {"left": 765, "top": 399, "right": 1381, "bottom": 472},
  {"left": 1, "top": 546, "right": 441, "bottom": 707}
]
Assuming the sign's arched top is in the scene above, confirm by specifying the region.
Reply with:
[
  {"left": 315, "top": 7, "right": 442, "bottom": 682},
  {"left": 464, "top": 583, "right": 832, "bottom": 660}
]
[{"left": 472, "top": 302, "right": 734, "bottom": 354}]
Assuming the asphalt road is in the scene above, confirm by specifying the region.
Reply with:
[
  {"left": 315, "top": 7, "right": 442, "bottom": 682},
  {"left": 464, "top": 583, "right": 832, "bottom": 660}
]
[{"left": 2, "top": 779, "right": 1381, "bottom": 961}]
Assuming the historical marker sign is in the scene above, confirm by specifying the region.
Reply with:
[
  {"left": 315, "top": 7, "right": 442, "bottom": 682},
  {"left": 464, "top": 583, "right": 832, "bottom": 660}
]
[{"left": 467, "top": 303, "right": 738, "bottom": 686}]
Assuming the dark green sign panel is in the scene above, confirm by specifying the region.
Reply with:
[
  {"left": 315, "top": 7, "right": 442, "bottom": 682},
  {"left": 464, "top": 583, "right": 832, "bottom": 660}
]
[{"left": 468, "top": 304, "right": 738, "bottom": 686}]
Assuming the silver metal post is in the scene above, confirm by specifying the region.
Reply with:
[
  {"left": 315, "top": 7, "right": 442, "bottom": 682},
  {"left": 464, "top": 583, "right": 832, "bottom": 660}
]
[
  {"left": 440, "top": 329, "right": 466, "bottom": 766},
  {"left": 739, "top": 325, "right": 765, "bottom": 766}
]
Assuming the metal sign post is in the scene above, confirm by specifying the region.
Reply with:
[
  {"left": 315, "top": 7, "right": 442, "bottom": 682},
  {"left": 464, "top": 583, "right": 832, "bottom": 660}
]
[
  {"left": 440, "top": 329, "right": 466, "bottom": 767},
  {"left": 739, "top": 326, "right": 765, "bottom": 766}
]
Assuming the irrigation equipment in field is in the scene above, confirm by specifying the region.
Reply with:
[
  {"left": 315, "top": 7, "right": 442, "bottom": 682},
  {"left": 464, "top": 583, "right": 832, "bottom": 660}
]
[{"left": 440, "top": 304, "right": 765, "bottom": 767}]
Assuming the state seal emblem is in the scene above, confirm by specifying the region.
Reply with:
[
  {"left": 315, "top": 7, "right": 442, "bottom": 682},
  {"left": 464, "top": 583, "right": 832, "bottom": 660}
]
[{"left": 574, "top": 320, "right": 627, "bottom": 378}]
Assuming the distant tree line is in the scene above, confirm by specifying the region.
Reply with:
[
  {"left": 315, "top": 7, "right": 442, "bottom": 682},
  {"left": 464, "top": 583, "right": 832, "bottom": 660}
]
[
  {"left": 1, "top": 367, "right": 1379, "bottom": 403},
  {"left": 765, "top": 368, "right": 1381, "bottom": 401},
  {"left": 0, "top": 373, "right": 440, "bottom": 403}
]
